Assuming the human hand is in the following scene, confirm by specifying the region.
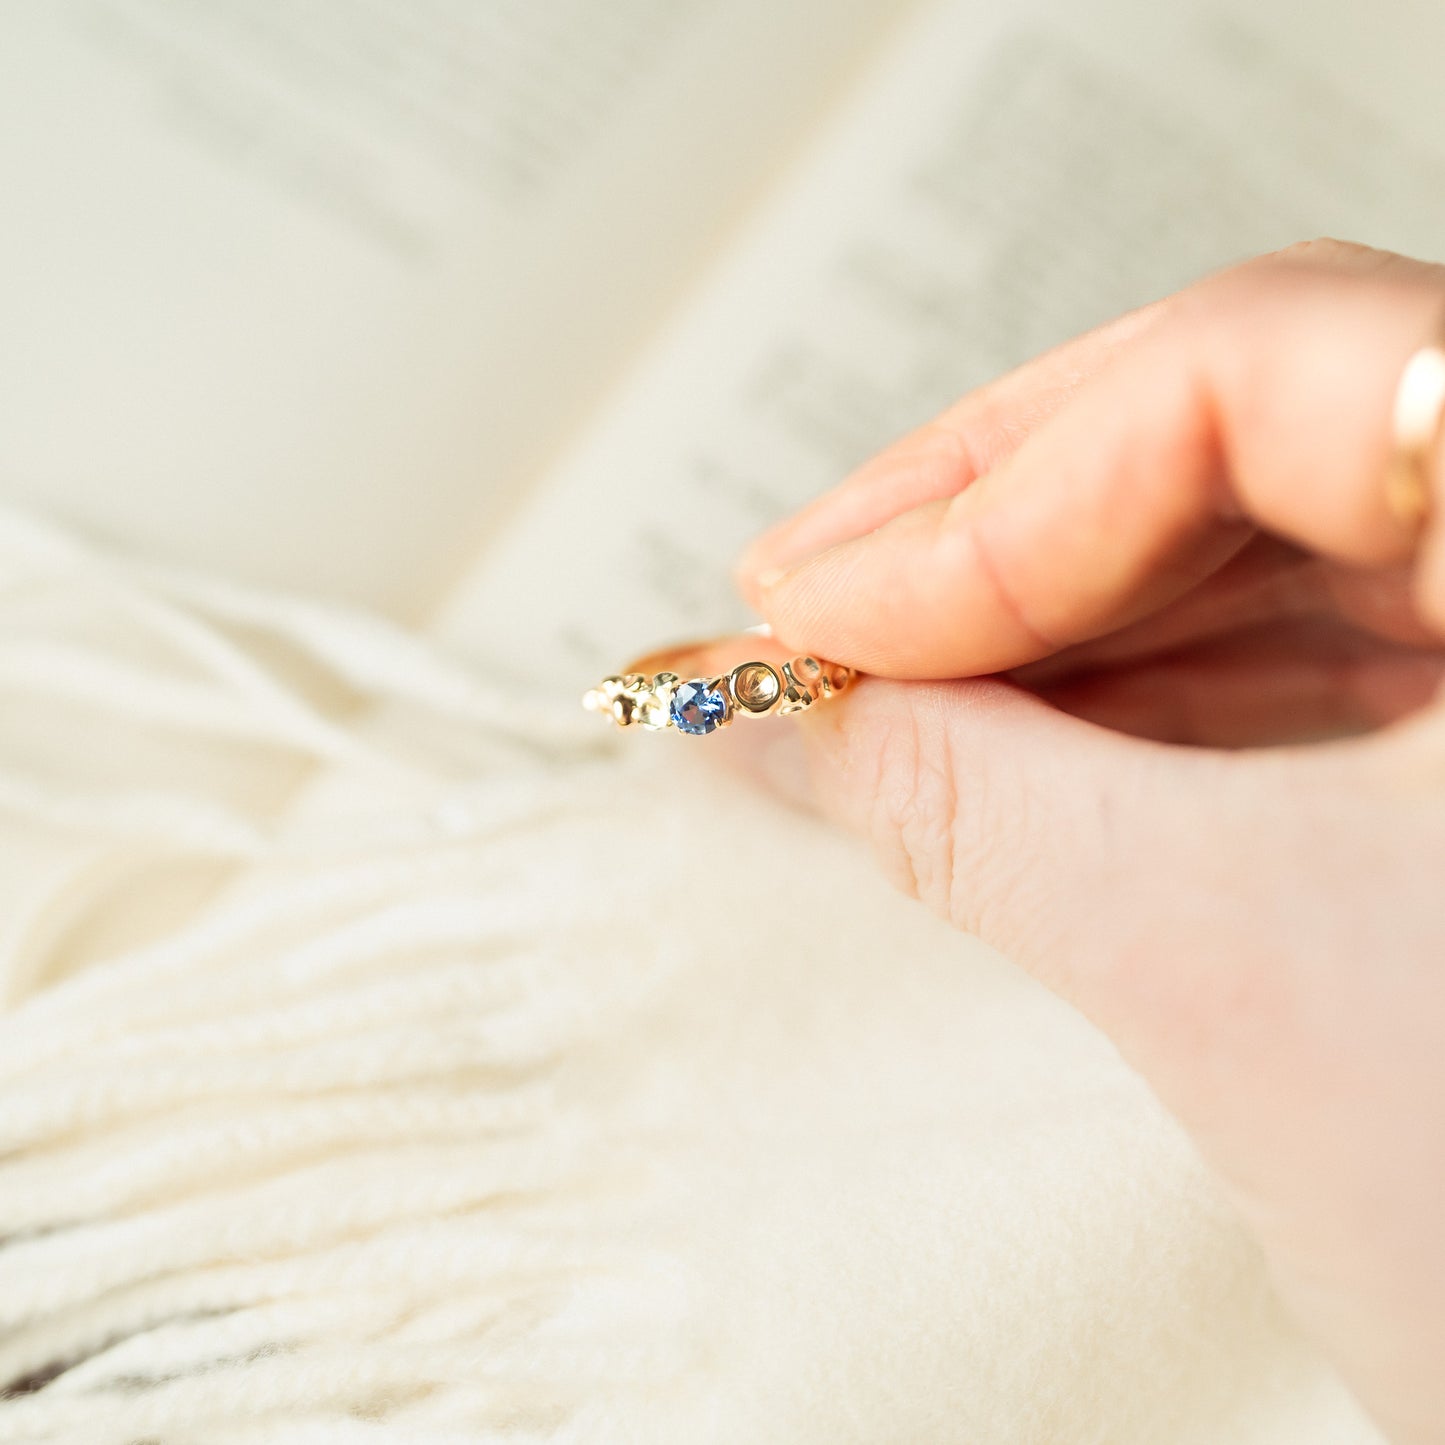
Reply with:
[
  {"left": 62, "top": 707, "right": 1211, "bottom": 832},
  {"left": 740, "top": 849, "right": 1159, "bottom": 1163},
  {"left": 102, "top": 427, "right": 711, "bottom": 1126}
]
[{"left": 733, "top": 241, "right": 1445, "bottom": 1444}]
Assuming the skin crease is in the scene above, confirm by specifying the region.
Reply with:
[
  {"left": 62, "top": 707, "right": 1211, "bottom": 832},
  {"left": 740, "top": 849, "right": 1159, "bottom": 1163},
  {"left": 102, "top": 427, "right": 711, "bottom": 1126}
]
[{"left": 728, "top": 242, "right": 1445, "bottom": 1445}]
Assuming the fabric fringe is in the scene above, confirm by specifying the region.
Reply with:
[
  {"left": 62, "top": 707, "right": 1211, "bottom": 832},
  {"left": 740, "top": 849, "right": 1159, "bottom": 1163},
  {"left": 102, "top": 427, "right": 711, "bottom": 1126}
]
[{"left": 0, "top": 508, "right": 682, "bottom": 1441}]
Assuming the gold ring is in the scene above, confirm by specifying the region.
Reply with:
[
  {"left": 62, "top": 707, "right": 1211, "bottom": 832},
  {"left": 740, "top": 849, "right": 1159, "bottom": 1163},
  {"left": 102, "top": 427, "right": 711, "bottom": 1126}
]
[
  {"left": 1386, "top": 324, "right": 1445, "bottom": 529},
  {"left": 582, "top": 628, "right": 853, "bottom": 737}
]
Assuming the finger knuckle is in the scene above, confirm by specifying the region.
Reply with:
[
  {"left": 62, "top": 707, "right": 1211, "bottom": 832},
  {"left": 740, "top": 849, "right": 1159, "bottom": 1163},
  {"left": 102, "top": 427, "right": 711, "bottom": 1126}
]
[
  {"left": 863, "top": 684, "right": 1037, "bottom": 947},
  {"left": 867, "top": 697, "right": 959, "bottom": 917}
]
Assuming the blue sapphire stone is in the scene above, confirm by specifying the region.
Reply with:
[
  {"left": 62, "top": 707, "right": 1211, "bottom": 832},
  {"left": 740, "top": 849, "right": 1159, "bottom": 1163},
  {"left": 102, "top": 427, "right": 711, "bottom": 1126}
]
[{"left": 670, "top": 679, "right": 729, "bottom": 736}]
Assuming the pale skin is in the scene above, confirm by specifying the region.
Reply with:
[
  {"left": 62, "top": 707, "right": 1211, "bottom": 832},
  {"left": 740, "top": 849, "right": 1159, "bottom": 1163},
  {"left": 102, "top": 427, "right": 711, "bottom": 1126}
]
[{"left": 729, "top": 241, "right": 1445, "bottom": 1445}]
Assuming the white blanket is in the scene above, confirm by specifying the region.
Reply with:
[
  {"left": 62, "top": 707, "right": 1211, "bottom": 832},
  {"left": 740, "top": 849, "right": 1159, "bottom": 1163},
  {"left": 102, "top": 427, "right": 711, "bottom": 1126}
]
[{"left": 0, "top": 510, "right": 1379, "bottom": 1443}]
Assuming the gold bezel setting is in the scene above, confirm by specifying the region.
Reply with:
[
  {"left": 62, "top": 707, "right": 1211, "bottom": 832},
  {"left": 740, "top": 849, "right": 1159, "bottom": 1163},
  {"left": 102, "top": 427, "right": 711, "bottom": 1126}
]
[{"left": 728, "top": 661, "right": 782, "bottom": 715}]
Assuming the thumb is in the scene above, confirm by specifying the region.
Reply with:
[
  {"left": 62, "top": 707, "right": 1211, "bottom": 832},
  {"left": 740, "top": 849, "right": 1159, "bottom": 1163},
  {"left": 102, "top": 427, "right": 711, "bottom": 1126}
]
[
  {"left": 782, "top": 675, "right": 1239, "bottom": 1042},
  {"left": 757, "top": 667, "right": 1445, "bottom": 1445}
]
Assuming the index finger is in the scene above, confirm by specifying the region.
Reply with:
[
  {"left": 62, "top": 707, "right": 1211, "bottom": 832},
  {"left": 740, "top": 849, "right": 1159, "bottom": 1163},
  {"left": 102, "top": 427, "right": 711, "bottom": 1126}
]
[
  {"left": 734, "top": 296, "right": 1168, "bottom": 609},
  {"left": 749, "top": 243, "right": 1445, "bottom": 678}
]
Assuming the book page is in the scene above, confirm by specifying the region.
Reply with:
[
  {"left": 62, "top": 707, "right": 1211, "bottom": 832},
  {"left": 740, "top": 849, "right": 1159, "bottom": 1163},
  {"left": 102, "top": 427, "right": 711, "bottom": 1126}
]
[
  {"left": 436, "top": 0, "right": 1445, "bottom": 692},
  {"left": 0, "top": 0, "right": 909, "bottom": 618}
]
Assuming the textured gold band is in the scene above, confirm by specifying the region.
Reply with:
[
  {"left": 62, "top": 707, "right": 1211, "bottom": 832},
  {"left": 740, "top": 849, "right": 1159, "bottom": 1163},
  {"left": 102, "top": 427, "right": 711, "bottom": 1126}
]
[
  {"left": 583, "top": 632, "right": 852, "bottom": 737},
  {"left": 1386, "top": 331, "right": 1445, "bottom": 529}
]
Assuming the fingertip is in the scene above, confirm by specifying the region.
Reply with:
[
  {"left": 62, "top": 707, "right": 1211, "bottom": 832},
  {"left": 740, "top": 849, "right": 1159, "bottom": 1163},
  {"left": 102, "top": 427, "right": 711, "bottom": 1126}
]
[
  {"left": 754, "top": 566, "right": 786, "bottom": 593},
  {"left": 754, "top": 495, "right": 1055, "bottom": 680},
  {"left": 733, "top": 530, "right": 784, "bottom": 607},
  {"left": 734, "top": 418, "right": 994, "bottom": 611}
]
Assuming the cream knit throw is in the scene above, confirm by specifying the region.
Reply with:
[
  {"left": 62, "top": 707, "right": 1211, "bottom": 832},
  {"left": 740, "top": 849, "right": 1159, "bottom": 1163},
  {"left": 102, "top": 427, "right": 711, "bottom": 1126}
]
[{"left": 0, "top": 508, "right": 1382, "bottom": 1443}]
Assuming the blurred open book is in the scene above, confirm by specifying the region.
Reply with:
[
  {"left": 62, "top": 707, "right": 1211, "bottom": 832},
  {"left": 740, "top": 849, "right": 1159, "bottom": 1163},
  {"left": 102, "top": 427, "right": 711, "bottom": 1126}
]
[{"left": 5, "top": 0, "right": 1445, "bottom": 692}]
